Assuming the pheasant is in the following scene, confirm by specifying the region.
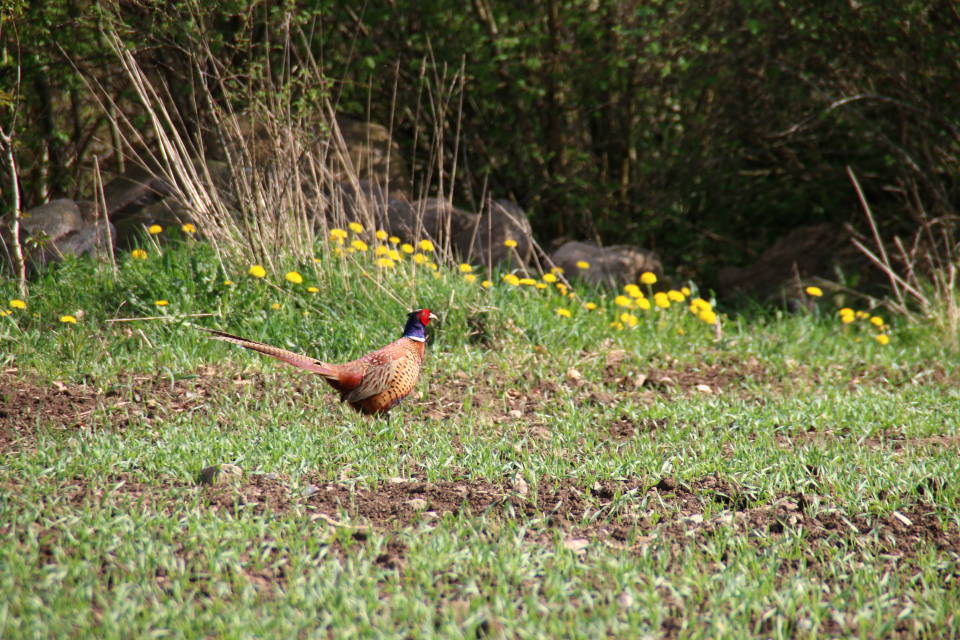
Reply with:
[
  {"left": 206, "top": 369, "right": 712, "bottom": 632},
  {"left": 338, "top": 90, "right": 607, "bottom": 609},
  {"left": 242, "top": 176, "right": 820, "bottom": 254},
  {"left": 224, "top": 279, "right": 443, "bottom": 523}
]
[{"left": 201, "top": 309, "right": 437, "bottom": 417}]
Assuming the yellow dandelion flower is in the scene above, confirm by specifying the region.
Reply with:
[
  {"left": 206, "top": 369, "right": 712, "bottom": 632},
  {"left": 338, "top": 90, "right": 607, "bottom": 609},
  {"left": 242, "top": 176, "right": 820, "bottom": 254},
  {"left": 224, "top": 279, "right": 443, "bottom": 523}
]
[
  {"left": 131, "top": 249, "right": 148, "bottom": 260},
  {"left": 418, "top": 239, "right": 434, "bottom": 252},
  {"left": 536, "top": 283, "right": 548, "bottom": 290},
  {"left": 348, "top": 222, "right": 363, "bottom": 233},
  {"left": 352, "top": 240, "right": 369, "bottom": 252},
  {"left": 224, "top": 280, "right": 234, "bottom": 286},
  {"left": 875, "top": 334, "right": 890, "bottom": 345},
  {"left": 9, "top": 300, "right": 26, "bottom": 310},
  {"left": 614, "top": 295, "right": 632, "bottom": 308},
  {"left": 460, "top": 264, "right": 473, "bottom": 273},
  {"left": 619, "top": 312, "right": 632, "bottom": 324},
  {"left": 376, "top": 230, "right": 388, "bottom": 240},
  {"left": 389, "top": 236, "right": 401, "bottom": 244},
  {"left": 148, "top": 224, "right": 163, "bottom": 235},
  {"left": 690, "top": 298, "right": 711, "bottom": 313},
  {"left": 401, "top": 243, "right": 414, "bottom": 254},
  {"left": 557, "top": 283, "right": 568, "bottom": 294},
  {"left": 482, "top": 280, "right": 492, "bottom": 288},
  {"left": 556, "top": 308, "right": 571, "bottom": 318},
  {"left": 855, "top": 310, "right": 869, "bottom": 319},
  {"left": 839, "top": 308, "right": 854, "bottom": 317},
  {"left": 667, "top": 290, "right": 686, "bottom": 302},
  {"left": 426, "top": 262, "right": 438, "bottom": 271},
  {"left": 678, "top": 328, "right": 685, "bottom": 336},
  {"left": 60, "top": 315, "right": 78, "bottom": 324},
  {"left": 585, "top": 302, "right": 597, "bottom": 310},
  {"left": 840, "top": 313, "right": 855, "bottom": 324},
  {"left": 308, "top": 286, "right": 319, "bottom": 293},
  {"left": 504, "top": 239, "right": 518, "bottom": 248},
  {"left": 181, "top": 223, "right": 197, "bottom": 234},
  {"left": 271, "top": 303, "right": 281, "bottom": 310},
  {"left": 285, "top": 271, "right": 303, "bottom": 284},
  {"left": 576, "top": 261, "right": 590, "bottom": 270},
  {"left": 551, "top": 267, "right": 565, "bottom": 275},
  {"left": 626, "top": 314, "right": 638, "bottom": 327},
  {"left": 610, "top": 321, "right": 624, "bottom": 330},
  {"left": 377, "top": 258, "right": 396, "bottom": 268},
  {"left": 542, "top": 273, "right": 557, "bottom": 283},
  {"left": 388, "top": 250, "right": 401, "bottom": 261},
  {"left": 155, "top": 300, "right": 168, "bottom": 306},
  {"left": 330, "top": 229, "right": 347, "bottom": 244},
  {"left": 654, "top": 292, "right": 670, "bottom": 309},
  {"left": 624, "top": 284, "right": 642, "bottom": 298},
  {"left": 413, "top": 253, "right": 428, "bottom": 264},
  {"left": 519, "top": 278, "right": 537, "bottom": 286},
  {"left": 805, "top": 286, "right": 823, "bottom": 297},
  {"left": 505, "top": 274, "right": 521, "bottom": 286},
  {"left": 248, "top": 265, "right": 266, "bottom": 278},
  {"left": 640, "top": 272, "right": 657, "bottom": 285},
  {"left": 681, "top": 287, "right": 691, "bottom": 296},
  {"left": 374, "top": 246, "right": 389, "bottom": 256},
  {"left": 699, "top": 309, "right": 718, "bottom": 325},
  {"left": 870, "top": 316, "right": 884, "bottom": 327},
  {"left": 346, "top": 247, "right": 355, "bottom": 254},
  {"left": 464, "top": 274, "right": 477, "bottom": 283},
  {"left": 636, "top": 298, "right": 651, "bottom": 310}
]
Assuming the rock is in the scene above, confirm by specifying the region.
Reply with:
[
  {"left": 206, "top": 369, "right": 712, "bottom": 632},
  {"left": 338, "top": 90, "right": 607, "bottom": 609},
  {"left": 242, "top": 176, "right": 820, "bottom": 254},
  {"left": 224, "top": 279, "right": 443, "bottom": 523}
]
[
  {"left": 406, "top": 498, "right": 428, "bottom": 510},
  {"left": 392, "top": 197, "right": 476, "bottom": 248},
  {"left": 512, "top": 476, "right": 530, "bottom": 497},
  {"left": 695, "top": 384, "right": 713, "bottom": 394},
  {"left": 111, "top": 199, "right": 195, "bottom": 248},
  {"left": 301, "top": 484, "right": 320, "bottom": 497},
  {"left": 200, "top": 463, "right": 242, "bottom": 486},
  {"left": 507, "top": 409, "right": 523, "bottom": 419},
  {"left": 333, "top": 116, "right": 412, "bottom": 196},
  {"left": 3, "top": 198, "right": 115, "bottom": 268},
  {"left": 454, "top": 199, "right": 533, "bottom": 268},
  {"left": 101, "top": 163, "right": 174, "bottom": 219},
  {"left": 563, "top": 538, "right": 589, "bottom": 554},
  {"left": 550, "top": 241, "right": 662, "bottom": 289},
  {"left": 566, "top": 368, "right": 582, "bottom": 381}
]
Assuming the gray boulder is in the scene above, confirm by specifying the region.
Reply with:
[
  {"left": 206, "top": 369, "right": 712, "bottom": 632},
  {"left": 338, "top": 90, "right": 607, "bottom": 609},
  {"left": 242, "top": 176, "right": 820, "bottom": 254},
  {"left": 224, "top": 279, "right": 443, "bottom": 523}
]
[
  {"left": 454, "top": 200, "right": 533, "bottom": 268},
  {"left": 2, "top": 198, "right": 114, "bottom": 268},
  {"left": 550, "top": 241, "right": 662, "bottom": 288}
]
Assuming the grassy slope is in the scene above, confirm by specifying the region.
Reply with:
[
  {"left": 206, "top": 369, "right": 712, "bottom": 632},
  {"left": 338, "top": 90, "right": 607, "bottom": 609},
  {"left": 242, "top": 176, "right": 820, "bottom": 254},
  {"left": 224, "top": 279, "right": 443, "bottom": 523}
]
[{"left": 1, "top": 237, "right": 958, "bottom": 639}]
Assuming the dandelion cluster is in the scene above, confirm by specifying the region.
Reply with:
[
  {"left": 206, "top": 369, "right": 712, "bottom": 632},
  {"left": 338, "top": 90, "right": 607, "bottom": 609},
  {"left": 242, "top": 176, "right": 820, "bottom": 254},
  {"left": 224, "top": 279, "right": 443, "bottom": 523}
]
[{"left": 838, "top": 308, "right": 891, "bottom": 345}]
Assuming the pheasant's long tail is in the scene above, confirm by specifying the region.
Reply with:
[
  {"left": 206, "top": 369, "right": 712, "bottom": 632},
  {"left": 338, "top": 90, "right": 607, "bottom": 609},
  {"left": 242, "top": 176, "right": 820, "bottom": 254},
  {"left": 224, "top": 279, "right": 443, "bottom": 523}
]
[{"left": 197, "top": 327, "right": 336, "bottom": 377}]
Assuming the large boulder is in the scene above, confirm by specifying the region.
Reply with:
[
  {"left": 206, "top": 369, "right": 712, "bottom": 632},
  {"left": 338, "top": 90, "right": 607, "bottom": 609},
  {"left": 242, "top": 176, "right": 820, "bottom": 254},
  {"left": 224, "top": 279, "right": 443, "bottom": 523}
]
[
  {"left": 454, "top": 199, "right": 533, "bottom": 268},
  {"left": 549, "top": 241, "right": 662, "bottom": 288},
  {"left": 332, "top": 116, "right": 412, "bottom": 197},
  {"left": 2, "top": 198, "right": 114, "bottom": 268}
]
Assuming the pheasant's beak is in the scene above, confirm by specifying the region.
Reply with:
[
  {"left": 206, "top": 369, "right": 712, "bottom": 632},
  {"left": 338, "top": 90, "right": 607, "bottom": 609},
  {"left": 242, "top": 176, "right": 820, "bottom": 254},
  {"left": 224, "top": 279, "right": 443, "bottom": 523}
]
[{"left": 429, "top": 313, "right": 439, "bottom": 322}]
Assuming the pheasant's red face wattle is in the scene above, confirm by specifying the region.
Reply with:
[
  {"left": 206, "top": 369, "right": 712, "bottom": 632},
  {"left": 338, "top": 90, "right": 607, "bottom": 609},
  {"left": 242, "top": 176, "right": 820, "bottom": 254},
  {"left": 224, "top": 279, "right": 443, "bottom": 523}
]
[{"left": 418, "top": 309, "right": 432, "bottom": 325}]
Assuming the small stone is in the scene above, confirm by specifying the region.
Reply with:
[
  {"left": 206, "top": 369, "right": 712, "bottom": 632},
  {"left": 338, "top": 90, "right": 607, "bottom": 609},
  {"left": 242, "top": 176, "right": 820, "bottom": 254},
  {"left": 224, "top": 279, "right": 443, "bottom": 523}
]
[
  {"left": 388, "top": 477, "right": 409, "bottom": 484},
  {"left": 616, "top": 592, "right": 634, "bottom": 608},
  {"left": 695, "top": 384, "right": 712, "bottom": 394},
  {"left": 406, "top": 498, "right": 428, "bottom": 510},
  {"left": 301, "top": 484, "right": 320, "bottom": 497},
  {"left": 508, "top": 409, "right": 523, "bottom": 419},
  {"left": 566, "top": 367, "right": 581, "bottom": 381},
  {"left": 681, "top": 514, "right": 704, "bottom": 525},
  {"left": 892, "top": 511, "right": 913, "bottom": 526},
  {"left": 512, "top": 477, "right": 530, "bottom": 497},
  {"left": 714, "top": 512, "right": 734, "bottom": 526},
  {"left": 563, "top": 538, "right": 589, "bottom": 554}
]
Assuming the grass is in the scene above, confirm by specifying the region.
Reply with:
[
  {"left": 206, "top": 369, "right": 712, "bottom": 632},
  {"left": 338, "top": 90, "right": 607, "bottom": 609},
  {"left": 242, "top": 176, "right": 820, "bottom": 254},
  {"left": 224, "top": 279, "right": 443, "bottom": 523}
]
[{"left": 2, "top": 234, "right": 959, "bottom": 639}]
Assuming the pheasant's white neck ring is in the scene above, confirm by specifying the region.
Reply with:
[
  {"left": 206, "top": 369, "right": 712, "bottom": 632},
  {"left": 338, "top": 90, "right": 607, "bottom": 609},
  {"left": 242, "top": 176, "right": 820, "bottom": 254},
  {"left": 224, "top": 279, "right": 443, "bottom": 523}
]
[{"left": 407, "top": 335, "right": 426, "bottom": 343}]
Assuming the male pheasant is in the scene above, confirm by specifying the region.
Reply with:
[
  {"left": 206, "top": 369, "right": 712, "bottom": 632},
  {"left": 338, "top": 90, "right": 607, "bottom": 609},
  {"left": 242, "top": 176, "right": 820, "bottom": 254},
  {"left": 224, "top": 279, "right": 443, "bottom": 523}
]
[{"left": 201, "top": 309, "right": 437, "bottom": 417}]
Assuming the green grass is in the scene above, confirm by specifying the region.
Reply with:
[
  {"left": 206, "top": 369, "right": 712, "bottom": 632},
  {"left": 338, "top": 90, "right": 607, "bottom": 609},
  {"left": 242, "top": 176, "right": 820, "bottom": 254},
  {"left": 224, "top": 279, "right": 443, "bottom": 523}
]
[{"left": 2, "top": 236, "right": 959, "bottom": 638}]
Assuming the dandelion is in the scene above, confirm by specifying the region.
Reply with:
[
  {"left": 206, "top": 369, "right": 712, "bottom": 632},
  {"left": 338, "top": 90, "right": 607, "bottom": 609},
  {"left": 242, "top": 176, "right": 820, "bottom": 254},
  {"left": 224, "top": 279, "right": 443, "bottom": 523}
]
[
  {"left": 375, "top": 246, "right": 389, "bottom": 256},
  {"left": 348, "top": 222, "right": 363, "bottom": 233},
  {"left": 681, "top": 287, "right": 691, "bottom": 296},
  {"left": 870, "top": 316, "right": 884, "bottom": 327},
  {"left": 855, "top": 311, "right": 869, "bottom": 319},
  {"left": 330, "top": 229, "right": 348, "bottom": 244},
  {"left": 556, "top": 308, "right": 571, "bottom": 318},
  {"left": 131, "top": 249, "right": 148, "bottom": 260},
  {"left": 585, "top": 302, "right": 597, "bottom": 311},
  {"left": 389, "top": 236, "right": 401, "bottom": 244},
  {"left": 388, "top": 250, "right": 402, "bottom": 261},
  {"left": 667, "top": 290, "right": 686, "bottom": 302},
  {"left": 148, "top": 224, "right": 163, "bottom": 235},
  {"left": 401, "top": 243, "right": 414, "bottom": 254},
  {"left": 551, "top": 267, "right": 565, "bottom": 275},
  {"left": 542, "top": 273, "right": 557, "bottom": 283},
  {"left": 640, "top": 272, "right": 657, "bottom": 285},
  {"left": 875, "top": 334, "right": 890, "bottom": 345},
  {"left": 464, "top": 274, "right": 477, "bottom": 283},
  {"left": 60, "top": 315, "right": 78, "bottom": 324},
  {"left": 418, "top": 239, "right": 434, "bottom": 252},
  {"left": 678, "top": 328, "right": 685, "bottom": 336},
  {"left": 699, "top": 309, "right": 718, "bottom": 325},
  {"left": 155, "top": 300, "right": 169, "bottom": 306},
  {"left": 636, "top": 298, "right": 651, "bottom": 310},
  {"left": 519, "top": 278, "right": 537, "bottom": 286},
  {"left": 377, "top": 258, "right": 396, "bottom": 268},
  {"left": 482, "top": 280, "right": 492, "bottom": 288},
  {"left": 690, "top": 298, "right": 711, "bottom": 313},
  {"left": 654, "top": 292, "right": 670, "bottom": 309},
  {"left": 536, "top": 283, "right": 548, "bottom": 289},
  {"left": 839, "top": 308, "right": 855, "bottom": 324},
  {"left": 224, "top": 280, "right": 235, "bottom": 286},
  {"left": 346, "top": 247, "right": 355, "bottom": 253},
  {"left": 248, "top": 265, "right": 266, "bottom": 278},
  {"left": 624, "top": 284, "right": 642, "bottom": 299},
  {"left": 271, "top": 303, "right": 281, "bottom": 310},
  {"left": 181, "top": 223, "right": 197, "bottom": 234},
  {"left": 9, "top": 300, "right": 25, "bottom": 310},
  {"left": 626, "top": 314, "right": 638, "bottom": 327},
  {"left": 610, "top": 321, "right": 624, "bottom": 330},
  {"left": 505, "top": 274, "right": 521, "bottom": 286},
  {"left": 413, "top": 253, "right": 429, "bottom": 265},
  {"left": 376, "top": 230, "right": 388, "bottom": 240},
  {"left": 839, "top": 308, "right": 854, "bottom": 317},
  {"left": 504, "top": 239, "right": 518, "bottom": 248},
  {"left": 352, "top": 240, "right": 369, "bottom": 252},
  {"left": 307, "top": 286, "right": 319, "bottom": 293},
  {"left": 615, "top": 295, "right": 632, "bottom": 308},
  {"left": 576, "top": 261, "right": 590, "bottom": 270},
  {"left": 806, "top": 286, "right": 823, "bottom": 297},
  {"left": 426, "top": 263, "right": 438, "bottom": 271},
  {"left": 460, "top": 264, "right": 473, "bottom": 273},
  {"left": 284, "top": 271, "right": 302, "bottom": 284},
  {"left": 557, "top": 283, "right": 568, "bottom": 295}
]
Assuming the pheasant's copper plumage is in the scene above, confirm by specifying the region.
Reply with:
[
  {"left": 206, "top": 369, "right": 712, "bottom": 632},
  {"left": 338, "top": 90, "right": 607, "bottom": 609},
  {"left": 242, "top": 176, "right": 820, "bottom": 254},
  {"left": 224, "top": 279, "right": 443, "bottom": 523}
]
[{"left": 202, "top": 309, "right": 437, "bottom": 416}]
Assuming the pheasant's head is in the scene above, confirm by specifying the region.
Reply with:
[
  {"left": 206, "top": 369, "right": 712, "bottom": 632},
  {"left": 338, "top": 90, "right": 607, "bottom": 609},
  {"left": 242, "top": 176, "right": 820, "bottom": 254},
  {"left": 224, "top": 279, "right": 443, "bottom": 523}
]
[{"left": 403, "top": 308, "right": 438, "bottom": 342}]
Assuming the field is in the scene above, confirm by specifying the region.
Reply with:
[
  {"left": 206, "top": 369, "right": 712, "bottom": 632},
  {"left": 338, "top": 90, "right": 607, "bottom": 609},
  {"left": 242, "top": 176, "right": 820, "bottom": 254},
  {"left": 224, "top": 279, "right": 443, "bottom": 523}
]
[{"left": 1, "top": 236, "right": 959, "bottom": 639}]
